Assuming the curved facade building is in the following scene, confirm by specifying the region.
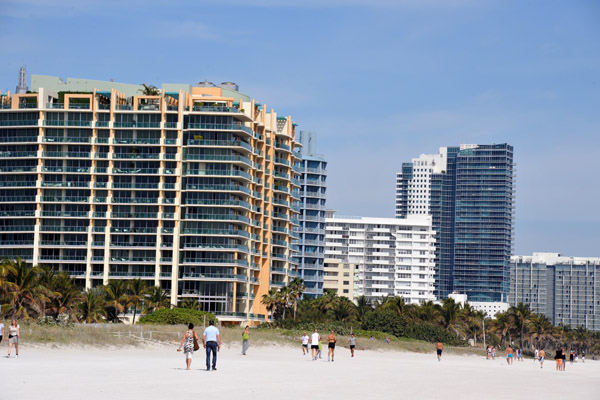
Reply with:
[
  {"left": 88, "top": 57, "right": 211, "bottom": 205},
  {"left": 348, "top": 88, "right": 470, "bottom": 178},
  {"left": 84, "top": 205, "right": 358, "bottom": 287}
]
[{"left": 0, "top": 77, "right": 301, "bottom": 324}]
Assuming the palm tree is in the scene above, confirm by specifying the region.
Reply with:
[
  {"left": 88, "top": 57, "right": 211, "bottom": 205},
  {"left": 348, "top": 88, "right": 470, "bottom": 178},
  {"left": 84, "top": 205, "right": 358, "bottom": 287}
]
[
  {"left": 127, "top": 279, "right": 148, "bottom": 324},
  {"left": 1, "top": 258, "right": 42, "bottom": 319},
  {"left": 529, "top": 314, "right": 553, "bottom": 349},
  {"left": 47, "top": 272, "right": 83, "bottom": 322},
  {"left": 144, "top": 286, "right": 171, "bottom": 314},
  {"left": 138, "top": 84, "right": 160, "bottom": 96},
  {"left": 104, "top": 280, "right": 129, "bottom": 322},
  {"left": 180, "top": 298, "right": 201, "bottom": 310},
  {"left": 79, "top": 288, "right": 107, "bottom": 323},
  {"left": 261, "top": 289, "right": 279, "bottom": 321},
  {"left": 377, "top": 296, "right": 408, "bottom": 316},
  {"left": 355, "top": 295, "right": 372, "bottom": 322},
  {"left": 276, "top": 286, "right": 292, "bottom": 320},
  {"left": 509, "top": 302, "right": 533, "bottom": 349},
  {"left": 492, "top": 311, "right": 512, "bottom": 345},
  {"left": 318, "top": 289, "right": 339, "bottom": 315},
  {"left": 332, "top": 297, "right": 357, "bottom": 322},
  {"left": 287, "top": 278, "right": 305, "bottom": 320},
  {"left": 417, "top": 300, "right": 440, "bottom": 322},
  {"left": 439, "top": 298, "right": 463, "bottom": 337}
]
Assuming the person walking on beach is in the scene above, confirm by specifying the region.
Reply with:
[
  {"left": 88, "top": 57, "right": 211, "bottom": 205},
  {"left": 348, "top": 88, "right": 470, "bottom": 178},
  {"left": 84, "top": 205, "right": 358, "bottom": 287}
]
[
  {"left": 203, "top": 320, "right": 221, "bottom": 371},
  {"left": 301, "top": 332, "right": 309, "bottom": 355},
  {"left": 349, "top": 333, "right": 356, "bottom": 358},
  {"left": 327, "top": 330, "right": 337, "bottom": 362},
  {"left": 242, "top": 326, "right": 250, "bottom": 355},
  {"left": 435, "top": 341, "right": 443, "bottom": 362},
  {"left": 561, "top": 347, "right": 566, "bottom": 371},
  {"left": 534, "top": 348, "right": 539, "bottom": 362},
  {"left": 491, "top": 346, "right": 496, "bottom": 360},
  {"left": 554, "top": 348, "right": 563, "bottom": 371},
  {"left": 0, "top": 320, "right": 4, "bottom": 346},
  {"left": 505, "top": 346, "right": 513, "bottom": 365},
  {"left": 178, "top": 323, "right": 199, "bottom": 370},
  {"left": 317, "top": 338, "right": 323, "bottom": 359},
  {"left": 310, "top": 329, "right": 320, "bottom": 361},
  {"left": 7, "top": 320, "right": 19, "bottom": 358},
  {"left": 539, "top": 348, "right": 546, "bottom": 369}
]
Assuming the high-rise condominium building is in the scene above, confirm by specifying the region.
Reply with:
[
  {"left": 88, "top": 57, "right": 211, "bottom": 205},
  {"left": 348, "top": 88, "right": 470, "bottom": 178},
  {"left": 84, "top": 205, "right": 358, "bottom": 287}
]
[
  {"left": 325, "top": 212, "right": 436, "bottom": 304},
  {"left": 294, "top": 131, "right": 327, "bottom": 297},
  {"left": 0, "top": 75, "right": 303, "bottom": 324},
  {"left": 510, "top": 253, "right": 600, "bottom": 331},
  {"left": 396, "top": 144, "right": 515, "bottom": 302},
  {"left": 16, "top": 66, "right": 28, "bottom": 94}
]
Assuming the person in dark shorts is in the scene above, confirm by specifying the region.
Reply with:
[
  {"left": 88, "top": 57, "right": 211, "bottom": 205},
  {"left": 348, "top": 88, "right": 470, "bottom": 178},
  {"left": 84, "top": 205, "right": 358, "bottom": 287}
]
[
  {"left": 349, "top": 333, "right": 356, "bottom": 357},
  {"left": 310, "top": 329, "right": 320, "bottom": 361},
  {"left": 301, "top": 332, "right": 309, "bottom": 355},
  {"left": 436, "top": 342, "right": 443, "bottom": 362},
  {"left": 327, "top": 330, "right": 337, "bottom": 362}
]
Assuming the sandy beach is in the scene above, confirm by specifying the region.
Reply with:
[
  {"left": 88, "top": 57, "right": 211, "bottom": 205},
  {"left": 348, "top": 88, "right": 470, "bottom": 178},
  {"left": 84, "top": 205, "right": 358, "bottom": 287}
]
[{"left": 2, "top": 343, "right": 599, "bottom": 400}]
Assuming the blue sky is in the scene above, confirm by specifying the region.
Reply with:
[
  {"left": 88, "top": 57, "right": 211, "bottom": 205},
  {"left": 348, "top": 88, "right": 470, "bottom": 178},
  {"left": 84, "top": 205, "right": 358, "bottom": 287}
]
[{"left": 1, "top": 0, "right": 598, "bottom": 256}]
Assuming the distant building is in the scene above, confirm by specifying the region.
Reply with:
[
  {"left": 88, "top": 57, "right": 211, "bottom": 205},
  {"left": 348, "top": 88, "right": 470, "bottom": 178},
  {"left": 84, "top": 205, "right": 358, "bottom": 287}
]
[
  {"left": 294, "top": 131, "right": 327, "bottom": 297},
  {"left": 396, "top": 144, "right": 515, "bottom": 302},
  {"left": 447, "top": 292, "right": 509, "bottom": 318},
  {"left": 16, "top": 66, "right": 28, "bottom": 94},
  {"left": 323, "top": 258, "right": 354, "bottom": 299},
  {"left": 325, "top": 212, "right": 436, "bottom": 304},
  {"left": 510, "top": 253, "right": 600, "bottom": 331}
]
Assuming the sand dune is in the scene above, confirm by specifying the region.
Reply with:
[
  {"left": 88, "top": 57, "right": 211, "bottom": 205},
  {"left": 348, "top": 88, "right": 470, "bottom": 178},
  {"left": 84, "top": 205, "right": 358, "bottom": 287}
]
[{"left": 3, "top": 343, "right": 599, "bottom": 400}]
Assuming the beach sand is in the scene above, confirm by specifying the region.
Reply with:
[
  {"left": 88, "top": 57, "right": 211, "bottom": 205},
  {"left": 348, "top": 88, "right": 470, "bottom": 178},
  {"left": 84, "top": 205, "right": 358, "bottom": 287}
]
[{"left": 2, "top": 343, "right": 599, "bottom": 400}]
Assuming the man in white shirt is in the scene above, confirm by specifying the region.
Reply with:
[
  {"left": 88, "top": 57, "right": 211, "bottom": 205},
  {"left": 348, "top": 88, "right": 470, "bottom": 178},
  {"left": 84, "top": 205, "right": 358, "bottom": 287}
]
[
  {"left": 310, "top": 329, "right": 320, "bottom": 361},
  {"left": 0, "top": 322, "right": 3, "bottom": 344},
  {"left": 301, "top": 332, "right": 309, "bottom": 355},
  {"left": 203, "top": 320, "right": 221, "bottom": 371}
]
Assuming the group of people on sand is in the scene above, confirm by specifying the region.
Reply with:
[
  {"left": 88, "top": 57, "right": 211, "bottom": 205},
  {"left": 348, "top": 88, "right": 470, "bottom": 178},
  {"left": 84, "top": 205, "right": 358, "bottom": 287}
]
[
  {"left": 503, "top": 345, "right": 524, "bottom": 364},
  {"left": 177, "top": 320, "right": 221, "bottom": 371},
  {"left": 1, "top": 320, "right": 20, "bottom": 358},
  {"left": 485, "top": 344, "right": 586, "bottom": 371},
  {"left": 300, "top": 329, "right": 357, "bottom": 361}
]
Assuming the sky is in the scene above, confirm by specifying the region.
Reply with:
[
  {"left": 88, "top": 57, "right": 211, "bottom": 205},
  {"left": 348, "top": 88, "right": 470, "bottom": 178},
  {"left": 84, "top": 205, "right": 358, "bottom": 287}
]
[{"left": 0, "top": 0, "right": 598, "bottom": 256}]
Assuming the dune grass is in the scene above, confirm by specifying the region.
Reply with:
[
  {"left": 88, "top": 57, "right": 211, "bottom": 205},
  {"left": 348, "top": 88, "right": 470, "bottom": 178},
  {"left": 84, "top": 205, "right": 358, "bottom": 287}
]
[{"left": 19, "top": 322, "right": 486, "bottom": 357}]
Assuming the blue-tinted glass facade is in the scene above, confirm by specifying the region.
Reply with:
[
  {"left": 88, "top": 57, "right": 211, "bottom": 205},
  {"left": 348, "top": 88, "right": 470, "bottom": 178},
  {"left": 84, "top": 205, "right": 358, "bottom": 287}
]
[
  {"left": 295, "top": 131, "right": 326, "bottom": 297},
  {"left": 397, "top": 144, "right": 514, "bottom": 302}
]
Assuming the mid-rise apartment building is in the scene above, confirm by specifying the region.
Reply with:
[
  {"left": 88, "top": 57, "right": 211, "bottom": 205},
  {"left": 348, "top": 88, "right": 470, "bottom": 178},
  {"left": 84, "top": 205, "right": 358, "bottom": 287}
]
[
  {"left": 0, "top": 75, "right": 303, "bottom": 324},
  {"left": 294, "top": 131, "right": 326, "bottom": 297},
  {"left": 510, "top": 253, "right": 600, "bottom": 331},
  {"left": 396, "top": 144, "right": 515, "bottom": 302},
  {"left": 325, "top": 212, "right": 436, "bottom": 304},
  {"left": 323, "top": 258, "right": 354, "bottom": 299}
]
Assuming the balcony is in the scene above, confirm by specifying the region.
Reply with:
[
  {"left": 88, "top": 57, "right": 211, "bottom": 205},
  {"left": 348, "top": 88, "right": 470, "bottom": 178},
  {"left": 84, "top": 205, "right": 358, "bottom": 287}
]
[
  {"left": 0, "top": 120, "right": 38, "bottom": 126},
  {"left": 186, "top": 123, "right": 253, "bottom": 135}
]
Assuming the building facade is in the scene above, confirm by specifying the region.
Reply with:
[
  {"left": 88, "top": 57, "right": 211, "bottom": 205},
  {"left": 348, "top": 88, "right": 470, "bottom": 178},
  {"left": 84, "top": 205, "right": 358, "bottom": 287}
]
[
  {"left": 510, "top": 253, "right": 600, "bottom": 331},
  {"left": 294, "top": 131, "right": 327, "bottom": 297},
  {"left": 325, "top": 212, "right": 436, "bottom": 304},
  {"left": 396, "top": 144, "right": 515, "bottom": 302},
  {"left": 0, "top": 76, "right": 303, "bottom": 324},
  {"left": 323, "top": 258, "right": 354, "bottom": 299}
]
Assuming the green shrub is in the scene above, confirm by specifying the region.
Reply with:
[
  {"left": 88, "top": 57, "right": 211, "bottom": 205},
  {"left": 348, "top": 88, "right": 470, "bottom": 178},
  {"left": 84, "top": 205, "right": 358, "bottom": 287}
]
[
  {"left": 360, "top": 310, "right": 463, "bottom": 345},
  {"left": 138, "top": 308, "right": 217, "bottom": 326}
]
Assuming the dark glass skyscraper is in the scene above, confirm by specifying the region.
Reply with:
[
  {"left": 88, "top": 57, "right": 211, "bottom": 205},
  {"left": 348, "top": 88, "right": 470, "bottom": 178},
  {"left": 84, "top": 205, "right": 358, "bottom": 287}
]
[{"left": 396, "top": 144, "right": 514, "bottom": 302}]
